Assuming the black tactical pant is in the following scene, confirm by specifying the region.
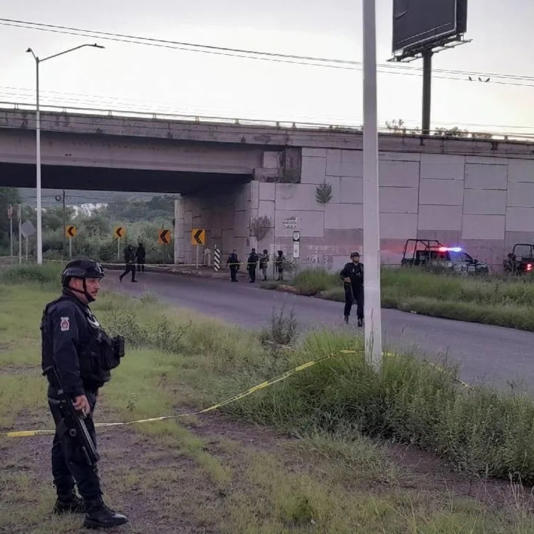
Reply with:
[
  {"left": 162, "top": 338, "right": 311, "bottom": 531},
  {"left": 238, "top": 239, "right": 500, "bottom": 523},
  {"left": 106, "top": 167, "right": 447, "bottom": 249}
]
[
  {"left": 48, "top": 391, "right": 101, "bottom": 501},
  {"left": 137, "top": 261, "right": 145, "bottom": 272},
  {"left": 248, "top": 267, "right": 256, "bottom": 283},
  {"left": 344, "top": 283, "right": 364, "bottom": 320},
  {"left": 230, "top": 266, "right": 238, "bottom": 281},
  {"left": 119, "top": 264, "right": 136, "bottom": 282}
]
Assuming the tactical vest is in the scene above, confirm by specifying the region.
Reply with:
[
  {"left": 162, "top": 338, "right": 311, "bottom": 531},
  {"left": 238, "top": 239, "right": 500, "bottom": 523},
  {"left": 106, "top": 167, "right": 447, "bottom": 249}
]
[{"left": 41, "top": 296, "right": 124, "bottom": 390}]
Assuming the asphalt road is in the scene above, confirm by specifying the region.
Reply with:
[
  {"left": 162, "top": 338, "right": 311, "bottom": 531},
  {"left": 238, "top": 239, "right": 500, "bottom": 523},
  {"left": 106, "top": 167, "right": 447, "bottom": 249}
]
[{"left": 105, "top": 271, "right": 534, "bottom": 391}]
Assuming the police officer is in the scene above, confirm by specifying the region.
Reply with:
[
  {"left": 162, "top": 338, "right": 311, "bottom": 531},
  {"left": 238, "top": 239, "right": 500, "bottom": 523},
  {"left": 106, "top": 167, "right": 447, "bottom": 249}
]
[
  {"left": 247, "top": 248, "right": 259, "bottom": 283},
  {"left": 41, "top": 259, "right": 128, "bottom": 529},
  {"left": 119, "top": 244, "right": 137, "bottom": 283},
  {"left": 340, "top": 251, "right": 364, "bottom": 326},
  {"left": 227, "top": 249, "right": 240, "bottom": 282},
  {"left": 135, "top": 242, "right": 146, "bottom": 273},
  {"left": 259, "top": 249, "right": 269, "bottom": 281}
]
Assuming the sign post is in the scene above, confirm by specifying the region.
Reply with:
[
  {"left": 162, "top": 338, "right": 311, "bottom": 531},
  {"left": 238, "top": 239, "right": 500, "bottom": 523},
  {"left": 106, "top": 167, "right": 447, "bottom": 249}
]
[
  {"left": 17, "top": 205, "right": 22, "bottom": 264},
  {"left": 65, "top": 225, "right": 77, "bottom": 259},
  {"left": 114, "top": 227, "right": 126, "bottom": 260},
  {"left": 158, "top": 229, "right": 172, "bottom": 263},
  {"left": 7, "top": 205, "right": 13, "bottom": 257},
  {"left": 21, "top": 220, "right": 36, "bottom": 263},
  {"left": 363, "top": 0, "right": 383, "bottom": 370},
  {"left": 190, "top": 228, "right": 206, "bottom": 268},
  {"left": 213, "top": 246, "right": 221, "bottom": 272},
  {"left": 292, "top": 230, "right": 300, "bottom": 260}
]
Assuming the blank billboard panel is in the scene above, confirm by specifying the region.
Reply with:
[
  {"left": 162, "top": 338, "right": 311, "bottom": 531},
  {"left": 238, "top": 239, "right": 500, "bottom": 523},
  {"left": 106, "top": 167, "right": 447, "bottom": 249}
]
[{"left": 393, "top": 0, "right": 467, "bottom": 54}]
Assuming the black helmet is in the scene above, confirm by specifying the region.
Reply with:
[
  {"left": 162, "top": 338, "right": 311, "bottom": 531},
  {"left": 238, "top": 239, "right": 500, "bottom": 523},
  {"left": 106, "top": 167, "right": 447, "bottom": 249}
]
[
  {"left": 350, "top": 251, "right": 360, "bottom": 258},
  {"left": 61, "top": 259, "right": 104, "bottom": 287}
]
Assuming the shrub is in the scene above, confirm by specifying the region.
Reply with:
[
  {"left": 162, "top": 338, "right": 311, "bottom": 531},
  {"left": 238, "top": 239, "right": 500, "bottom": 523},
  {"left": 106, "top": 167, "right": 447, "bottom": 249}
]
[
  {"left": 0, "top": 263, "right": 61, "bottom": 286},
  {"left": 260, "top": 307, "right": 298, "bottom": 346},
  {"left": 292, "top": 269, "right": 339, "bottom": 296}
]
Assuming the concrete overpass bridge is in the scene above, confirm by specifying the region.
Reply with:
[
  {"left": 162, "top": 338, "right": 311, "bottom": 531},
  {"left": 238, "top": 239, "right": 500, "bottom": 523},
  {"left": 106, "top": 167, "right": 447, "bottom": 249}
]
[{"left": 1, "top": 105, "right": 533, "bottom": 270}]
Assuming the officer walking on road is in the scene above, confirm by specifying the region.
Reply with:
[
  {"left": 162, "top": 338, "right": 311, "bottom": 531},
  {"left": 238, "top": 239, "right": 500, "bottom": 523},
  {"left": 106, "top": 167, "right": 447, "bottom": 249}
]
[
  {"left": 119, "top": 244, "right": 137, "bottom": 283},
  {"left": 340, "top": 251, "right": 364, "bottom": 327},
  {"left": 227, "top": 249, "right": 240, "bottom": 282},
  {"left": 41, "top": 259, "right": 128, "bottom": 529},
  {"left": 247, "top": 248, "right": 259, "bottom": 283}
]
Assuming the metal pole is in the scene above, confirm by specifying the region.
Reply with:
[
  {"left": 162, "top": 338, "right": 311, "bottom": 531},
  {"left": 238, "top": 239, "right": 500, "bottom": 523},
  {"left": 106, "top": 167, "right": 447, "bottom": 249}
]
[
  {"left": 62, "top": 190, "right": 66, "bottom": 257},
  {"left": 9, "top": 216, "right": 13, "bottom": 257},
  {"left": 35, "top": 58, "right": 43, "bottom": 264},
  {"left": 27, "top": 44, "right": 104, "bottom": 265},
  {"left": 117, "top": 237, "right": 120, "bottom": 260},
  {"left": 25, "top": 237, "right": 29, "bottom": 261},
  {"left": 18, "top": 205, "right": 22, "bottom": 264},
  {"left": 69, "top": 237, "right": 72, "bottom": 259},
  {"left": 195, "top": 245, "right": 199, "bottom": 269},
  {"left": 422, "top": 50, "right": 432, "bottom": 135},
  {"left": 362, "top": 0, "right": 383, "bottom": 369}
]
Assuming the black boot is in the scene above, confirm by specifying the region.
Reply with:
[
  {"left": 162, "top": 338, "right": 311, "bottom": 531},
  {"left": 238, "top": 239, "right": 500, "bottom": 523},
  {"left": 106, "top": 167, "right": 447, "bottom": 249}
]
[
  {"left": 83, "top": 498, "right": 128, "bottom": 529},
  {"left": 53, "top": 493, "right": 86, "bottom": 514},
  {"left": 344, "top": 315, "right": 349, "bottom": 324},
  {"left": 357, "top": 318, "right": 363, "bottom": 327}
]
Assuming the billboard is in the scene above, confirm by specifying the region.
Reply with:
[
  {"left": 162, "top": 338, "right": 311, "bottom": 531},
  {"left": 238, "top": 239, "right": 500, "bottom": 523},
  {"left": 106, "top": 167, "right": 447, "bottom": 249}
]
[{"left": 393, "top": 0, "right": 467, "bottom": 55}]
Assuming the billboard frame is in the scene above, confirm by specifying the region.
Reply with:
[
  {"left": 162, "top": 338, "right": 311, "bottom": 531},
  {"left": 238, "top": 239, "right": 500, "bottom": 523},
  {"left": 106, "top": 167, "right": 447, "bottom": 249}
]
[
  {"left": 392, "top": 0, "right": 466, "bottom": 59},
  {"left": 389, "top": 0, "right": 469, "bottom": 135}
]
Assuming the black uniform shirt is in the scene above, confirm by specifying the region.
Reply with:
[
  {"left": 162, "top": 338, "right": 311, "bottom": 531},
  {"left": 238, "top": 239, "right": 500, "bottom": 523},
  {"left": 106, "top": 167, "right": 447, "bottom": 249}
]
[
  {"left": 41, "top": 290, "right": 99, "bottom": 397},
  {"left": 340, "top": 262, "right": 364, "bottom": 287},
  {"left": 227, "top": 253, "right": 239, "bottom": 268},
  {"left": 247, "top": 253, "right": 258, "bottom": 268}
]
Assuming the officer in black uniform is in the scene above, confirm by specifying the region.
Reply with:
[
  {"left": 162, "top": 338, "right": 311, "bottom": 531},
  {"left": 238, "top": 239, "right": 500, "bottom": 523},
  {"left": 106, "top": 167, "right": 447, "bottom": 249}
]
[
  {"left": 247, "top": 248, "right": 259, "bottom": 283},
  {"left": 340, "top": 251, "right": 364, "bottom": 326},
  {"left": 41, "top": 259, "right": 128, "bottom": 529},
  {"left": 119, "top": 244, "right": 137, "bottom": 283},
  {"left": 227, "top": 249, "right": 240, "bottom": 282}
]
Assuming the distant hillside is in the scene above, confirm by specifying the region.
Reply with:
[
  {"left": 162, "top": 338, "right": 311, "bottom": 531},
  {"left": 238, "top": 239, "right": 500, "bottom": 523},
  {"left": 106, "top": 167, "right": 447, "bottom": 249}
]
[{"left": 18, "top": 188, "right": 176, "bottom": 208}]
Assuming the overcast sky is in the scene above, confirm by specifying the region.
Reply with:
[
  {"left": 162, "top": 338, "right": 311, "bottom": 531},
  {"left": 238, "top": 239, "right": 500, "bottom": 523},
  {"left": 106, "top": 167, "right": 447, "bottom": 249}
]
[{"left": 0, "top": 0, "right": 532, "bottom": 135}]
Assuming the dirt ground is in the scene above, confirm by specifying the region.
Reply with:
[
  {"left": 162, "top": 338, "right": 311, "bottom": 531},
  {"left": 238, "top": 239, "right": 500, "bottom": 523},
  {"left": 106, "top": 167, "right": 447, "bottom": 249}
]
[{"left": 3, "top": 401, "right": 534, "bottom": 534}]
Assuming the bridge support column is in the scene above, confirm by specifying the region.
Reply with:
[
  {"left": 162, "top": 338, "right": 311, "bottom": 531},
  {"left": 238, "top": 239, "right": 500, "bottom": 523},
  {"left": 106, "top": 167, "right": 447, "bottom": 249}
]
[{"left": 174, "top": 195, "right": 185, "bottom": 264}]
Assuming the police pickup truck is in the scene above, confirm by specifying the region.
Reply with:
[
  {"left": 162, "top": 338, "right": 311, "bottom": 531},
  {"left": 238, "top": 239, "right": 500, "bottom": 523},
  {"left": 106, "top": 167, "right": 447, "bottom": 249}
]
[
  {"left": 503, "top": 243, "right": 534, "bottom": 274},
  {"left": 401, "top": 239, "right": 489, "bottom": 274}
]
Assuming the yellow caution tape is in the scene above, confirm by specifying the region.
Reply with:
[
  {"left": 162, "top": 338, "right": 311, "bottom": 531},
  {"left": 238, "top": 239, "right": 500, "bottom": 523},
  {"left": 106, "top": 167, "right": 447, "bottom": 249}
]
[
  {"left": 4, "top": 349, "right": 471, "bottom": 439},
  {"left": 5, "top": 351, "right": 348, "bottom": 438}
]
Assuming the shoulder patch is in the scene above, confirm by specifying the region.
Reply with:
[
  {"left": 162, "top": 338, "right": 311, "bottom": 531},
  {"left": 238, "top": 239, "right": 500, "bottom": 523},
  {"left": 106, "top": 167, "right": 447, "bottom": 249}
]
[{"left": 60, "top": 317, "right": 70, "bottom": 332}]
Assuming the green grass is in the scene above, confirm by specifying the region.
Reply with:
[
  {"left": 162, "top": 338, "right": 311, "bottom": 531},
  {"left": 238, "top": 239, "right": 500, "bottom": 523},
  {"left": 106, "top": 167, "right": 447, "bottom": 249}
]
[
  {"left": 3, "top": 273, "right": 534, "bottom": 532},
  {"left": 289, "top": 267, "right": 534, "bottom": 331}
]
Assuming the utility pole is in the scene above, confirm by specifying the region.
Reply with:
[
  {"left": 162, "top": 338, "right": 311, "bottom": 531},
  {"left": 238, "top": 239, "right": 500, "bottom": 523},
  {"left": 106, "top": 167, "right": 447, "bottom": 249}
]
[
  {"left": 8, "top": 205, "right": 13, "bottom": 257},
  {"left": 62, "top": 190, "right": 66, "bottom": 257},
  {"left": 362, "top": 0, "right": 383, "bottom": 369},
  {"left": 18, "top": 204, "right": 22, "bottom": 264},
  {"left": 422, "top": 50, "right": 433, "bottom": 135},
  {"left": 27, "top": 43, "right": 104, "bottom": 264}
]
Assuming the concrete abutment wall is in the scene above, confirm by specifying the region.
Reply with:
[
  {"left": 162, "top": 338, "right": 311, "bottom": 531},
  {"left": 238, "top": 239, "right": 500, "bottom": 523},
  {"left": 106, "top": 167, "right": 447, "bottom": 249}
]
[{"left": 177, "top": 145, "right": 534, "bottom": 272}]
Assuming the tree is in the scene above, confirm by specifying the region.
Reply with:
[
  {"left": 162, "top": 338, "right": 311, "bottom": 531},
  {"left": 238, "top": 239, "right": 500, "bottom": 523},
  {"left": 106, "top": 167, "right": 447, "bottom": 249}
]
[{"left": 0, "top": 188, "right": 20, "bottom": 250}]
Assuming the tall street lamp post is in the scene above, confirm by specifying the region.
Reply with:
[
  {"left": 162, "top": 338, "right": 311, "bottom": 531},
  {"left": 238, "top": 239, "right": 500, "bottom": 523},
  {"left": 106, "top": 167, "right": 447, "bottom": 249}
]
[
  {"left": 26, "top": 43, "right": 104, "bottom": 264},
  {"left": 362, "top": 0, "right": 383, "bottom": 369}
]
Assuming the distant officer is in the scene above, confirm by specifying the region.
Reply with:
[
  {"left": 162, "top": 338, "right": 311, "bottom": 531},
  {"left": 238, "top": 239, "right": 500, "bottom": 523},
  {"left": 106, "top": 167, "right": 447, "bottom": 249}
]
[
  {"left": 247, "top": 248, "right": 259, "bottom": 283},
  {"left": 275, "top": 250, "right": 285, "bottom": 281},
  {"left": 135, "top": 242, "right": 146, "bottom": 273},
  {"left": 259, "top": 249, "right": 269, "bottom": 281},
  {"left": 227, "top": 249, "right": 240, "bottom": 282},
  {"left": 340, "top": 251, "right": 364, "bottom": 326},
  {"left": 119, "top": 244, "right": 137, "bottom": 283},
  {"left": 41, "top": 259, "right": 128, "bottom": 529}
]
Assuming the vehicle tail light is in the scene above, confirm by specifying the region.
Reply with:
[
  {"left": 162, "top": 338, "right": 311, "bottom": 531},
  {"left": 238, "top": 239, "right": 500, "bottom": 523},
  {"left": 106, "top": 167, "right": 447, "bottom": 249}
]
[{"left": 527, "top": 264, "right": 533, "bottom": 272}]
